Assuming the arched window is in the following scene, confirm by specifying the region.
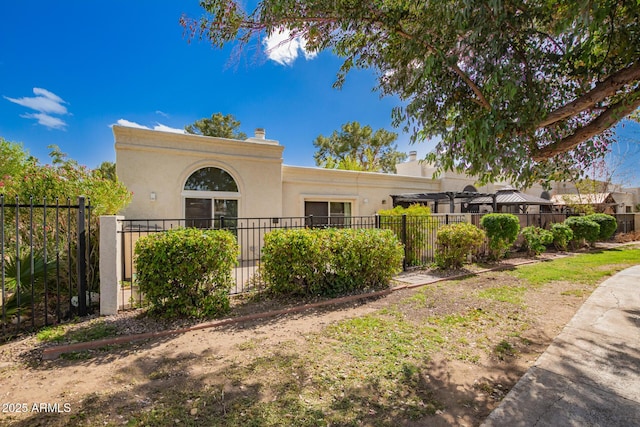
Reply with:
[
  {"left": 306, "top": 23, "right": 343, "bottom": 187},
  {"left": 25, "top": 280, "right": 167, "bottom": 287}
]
[
  {"left": 183, "top": 167, "right": 239, "bottom": 228},
  {"left": 184, "top": 167, "right": 238, "bottom": 192},
  {"left": 463, "top": 185, "right": 478, "bottom": 193}
]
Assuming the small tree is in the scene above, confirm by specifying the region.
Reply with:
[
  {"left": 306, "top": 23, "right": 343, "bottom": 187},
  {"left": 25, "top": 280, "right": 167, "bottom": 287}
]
[{"left": 480, "top": 213, "right": 520, "bottom": 260}]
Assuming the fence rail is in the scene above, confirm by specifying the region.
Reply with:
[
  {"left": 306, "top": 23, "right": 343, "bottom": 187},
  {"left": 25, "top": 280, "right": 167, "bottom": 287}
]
[{"left": 1, "top": 196, "right": 95, "bottom": 339}]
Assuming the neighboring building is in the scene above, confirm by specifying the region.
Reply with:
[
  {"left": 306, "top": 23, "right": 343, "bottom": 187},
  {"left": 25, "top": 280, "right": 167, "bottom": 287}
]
[{"left": 114, "top": 126, "right": 639, "bottom": 220}]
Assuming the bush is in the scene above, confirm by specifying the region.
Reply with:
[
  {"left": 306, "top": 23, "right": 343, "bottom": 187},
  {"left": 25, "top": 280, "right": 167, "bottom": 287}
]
[
  {"left": 260, "top": 228, "right": 325, "bottom": 295},
  {"left": 585, "top": 214, "right": 617, "bottom": 241},
  {"left": 564, "top": 216, "right": 600, "bottom": 247},
  {"left": 520, "top": 226, "right": 553, "bottom": 256},
  {"left": 550, "top": 223, "right": 574, "bottom": 251},
  {"left": 480, "top": 213, "right": 520, "bottom": 260},
  {"left": 135, "top": 228, "right": 239, "bottom": 318},
  {"left": 261, "top": 228, "right": 403, "bottom": 297},
  {"left": 378, "top": 204, "right": 434, "bottom": 266},
  {"left": 435, "top": 223, "right": 486, "bottom": 269}
]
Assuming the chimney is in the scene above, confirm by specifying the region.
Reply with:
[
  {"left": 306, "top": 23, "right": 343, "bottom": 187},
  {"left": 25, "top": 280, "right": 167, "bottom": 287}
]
[
  {"left": 254, "top": 128, "right": 266, "bottom": 140},
  {"left": 409, "top": 150, "right": 417, "bottom": 162}
]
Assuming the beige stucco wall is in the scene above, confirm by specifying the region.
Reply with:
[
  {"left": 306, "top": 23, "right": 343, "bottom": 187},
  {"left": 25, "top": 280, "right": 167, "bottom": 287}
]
[
  {"left": 114, "top": 126, "right": 284, "bottom": 219},
  {"left": 282, "top": 165, "right": 440, "bottom": 216}
]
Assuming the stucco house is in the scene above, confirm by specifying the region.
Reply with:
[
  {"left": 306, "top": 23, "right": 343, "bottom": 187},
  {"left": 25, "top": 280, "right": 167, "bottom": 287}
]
[{"left": 114, "top": 126, "right": 638, "bottom": 221}]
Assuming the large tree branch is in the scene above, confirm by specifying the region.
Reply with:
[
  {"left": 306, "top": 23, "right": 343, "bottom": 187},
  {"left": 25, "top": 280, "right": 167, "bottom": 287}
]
[
  {"left": 533, "top": 88, "right": 640, "bottom": 160},
  {"left": 393, "top": 26, "right": 491, "bottom": 110},
  {"left": 539, "top": 61, "right": 640, "bottom": 128}
]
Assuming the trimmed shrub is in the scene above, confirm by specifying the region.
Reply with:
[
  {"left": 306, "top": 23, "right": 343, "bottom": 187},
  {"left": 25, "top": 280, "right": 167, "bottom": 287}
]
[
  {"left": 480, "top": 213, "right": 520, "bottom": 260},
  {"left": 550, "top": 223, "right": 574, "bottom": 251},
  {"left": 435, "top": 222, "right": 486, "bottom": 269},
  {"left": 520, "top": 226, "right": 553, "bottom": 256},
  {"left": 564, "top": 216, "right": 600, "bottom": 247},
  {"left": 585, "top": 214, "right": 617, "bottom": 241},
  {"left": 378, "top": 204, "right": 434, "bottom": 266},
  {"left": 261, "top": 228, "right": 403, "bottom": 297},
  {"left": 134, "top": 228, "right": 239, "bottom": 318},
  {"left": 260, "top": 228, "right": 325, "bottom": 295}
]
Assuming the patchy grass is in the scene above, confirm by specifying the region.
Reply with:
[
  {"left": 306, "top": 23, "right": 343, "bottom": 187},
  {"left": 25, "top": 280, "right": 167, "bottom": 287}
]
[
  {"left": 6, "top": 247, "right": 639, "bottom": 427},
  {"left": 36, "top": 319, "right": 118, "bottom": 345},
  {"left": 477, "top": 286, "right": 527, "bottom": 305},
  {"left": 510, "top": 249, "right": 640, "bottom": 286}
]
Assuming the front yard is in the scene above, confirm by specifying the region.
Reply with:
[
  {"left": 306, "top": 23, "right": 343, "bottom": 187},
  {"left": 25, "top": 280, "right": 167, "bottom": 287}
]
[{"left": 1, "top": 244, "right": 639, "bottom": 426}]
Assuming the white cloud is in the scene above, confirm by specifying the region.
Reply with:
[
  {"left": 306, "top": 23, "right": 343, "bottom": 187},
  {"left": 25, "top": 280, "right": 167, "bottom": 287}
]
[
  {"left": 115, "top": 119, "right": 148, "bottom": 129},
  {"left": 155, "top": 110, "right": 169, "bottom": 118},
  {"left": 4, "top": 87, "right": 69, "bottom": 130},
  {"left": 264, "top": 28, "right": 317, "bottom": 66},
  {"left": 113, "top": 119, "right": 185, "bottom": 134},
  {"left": 20, "top": 113, "right": 67, "bottom": 130},
  {"left": 153, "top": 123, "right": 185, "bottom": 134}
]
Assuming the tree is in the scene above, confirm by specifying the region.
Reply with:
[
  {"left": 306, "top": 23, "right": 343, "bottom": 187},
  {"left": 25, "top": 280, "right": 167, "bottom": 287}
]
[
  {"left": 93, "top": 161, "right": 117, "bottom": 182},
  {"left": 185, "top": 112, "right": 247, "bottom": 140},
  {"left": 182, "top": 1, "right": 640, "bottom": 187},
  {"left": 313, "top": 122, "right": 407, "bottom": 173}
]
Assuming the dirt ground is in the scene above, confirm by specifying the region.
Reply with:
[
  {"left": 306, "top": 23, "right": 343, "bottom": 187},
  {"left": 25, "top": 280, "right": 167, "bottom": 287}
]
[{"left": 0, "top": 248, "right": 635, "bottom": 426}]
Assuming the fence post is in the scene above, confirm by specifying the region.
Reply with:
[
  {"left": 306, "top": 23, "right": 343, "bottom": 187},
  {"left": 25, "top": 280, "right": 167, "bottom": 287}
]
[
  {"left": 76, "top": 197, "right": 88, "bottom": 316},
  {"left": 402, "top": 214, "right": 408, "bottom": 271},
  {"left": 375, "top": 214, "right": 380, "bottom": 229},
  {"left": 99, "top": 215, "right": 124, "bottom": 315}
]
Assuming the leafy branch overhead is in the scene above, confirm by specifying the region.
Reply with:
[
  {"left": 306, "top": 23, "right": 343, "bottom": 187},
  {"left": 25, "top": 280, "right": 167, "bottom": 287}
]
[{"left": 182, "top": 1, "right": 640, "bottom": 187}]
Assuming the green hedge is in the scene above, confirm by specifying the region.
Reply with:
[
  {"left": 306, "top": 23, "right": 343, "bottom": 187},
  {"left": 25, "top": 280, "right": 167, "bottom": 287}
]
[
  {"left": 261, "top": 228, "right": 403, "bottom": 297},
  {"left": 134, "top": 228, "right": 239, "bottom": 318},
  {"left": 435, "top": 222, "right": 485, "bottom": 269},
  {"left": 480, "top": 213, "right": 520, "bottom": 260},
  {"left": 520, "top": 226, "right": 553, "bottom": 256},
  {"left": 550, "top": 223, "right": 574, "bottom": 251},
  {"left": 585, "top": 214, "right": 617, "bottom": 241},
  {"left": 565, "top": 216, "right": 600, "bottom": 246}
]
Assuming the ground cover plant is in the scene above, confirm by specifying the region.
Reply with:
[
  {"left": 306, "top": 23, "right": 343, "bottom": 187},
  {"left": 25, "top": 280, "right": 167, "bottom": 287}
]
[{"left": 2, "top": 245, "right": 638, "bottom": 427}]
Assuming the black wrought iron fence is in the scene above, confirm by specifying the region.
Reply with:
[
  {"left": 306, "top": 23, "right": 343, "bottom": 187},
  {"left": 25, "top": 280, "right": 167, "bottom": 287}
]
[
  {"left": 118, "top": 214, "right": 468, "bottom": 309},
  {"left": 1, "top": 196, "right": 95, "bottom": 339}
]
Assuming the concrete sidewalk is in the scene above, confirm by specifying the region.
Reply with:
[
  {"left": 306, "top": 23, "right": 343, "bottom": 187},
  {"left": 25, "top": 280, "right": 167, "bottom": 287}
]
[{"left": 482, "top": 265, "right": 640, "bottom": 426}]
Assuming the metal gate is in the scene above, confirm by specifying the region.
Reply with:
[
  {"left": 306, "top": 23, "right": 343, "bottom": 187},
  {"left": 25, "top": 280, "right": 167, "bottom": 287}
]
[{"left": 1, "top": 196, "right": 95, "bottom": 339}]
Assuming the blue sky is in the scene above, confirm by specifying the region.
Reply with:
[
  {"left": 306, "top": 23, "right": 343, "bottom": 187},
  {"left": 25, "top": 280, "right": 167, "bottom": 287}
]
[{"left": 1, "top": 1, "right": 638, "bottom": 186}]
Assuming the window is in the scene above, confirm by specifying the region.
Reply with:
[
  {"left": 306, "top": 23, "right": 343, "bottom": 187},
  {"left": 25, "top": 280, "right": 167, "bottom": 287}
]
[
  {"left": 184, "top": 167, "right": 238, "bottom": 192},
  {"left": 304, "top": 201, "right": 352, "bottom": 227},
  {"left": 183, "top": 167, "right": 239, "bottom": 228}
]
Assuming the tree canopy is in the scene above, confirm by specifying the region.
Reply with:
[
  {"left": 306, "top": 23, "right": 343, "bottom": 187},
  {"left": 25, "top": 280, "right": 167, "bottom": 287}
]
[
  {"left": 313, "top": 122, "right": 406, "bottom": 173},
  {"left": 0, "top": 139, "right": 131, "bottom": 215},
  {"left": 182, "top": 0, "right": 640, "bottom": 187},
  {"left": 185, "top": 112, "right": 247, "bottom": 140}
]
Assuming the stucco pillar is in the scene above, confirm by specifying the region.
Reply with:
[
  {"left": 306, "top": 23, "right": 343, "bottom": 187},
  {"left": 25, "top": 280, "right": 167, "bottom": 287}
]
[{"left": 100, "top": 215, "right": 124, "bottom": 315}]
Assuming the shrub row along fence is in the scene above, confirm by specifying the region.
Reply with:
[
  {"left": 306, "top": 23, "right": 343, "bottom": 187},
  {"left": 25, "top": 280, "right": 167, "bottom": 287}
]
[
  {"left": 1, "top": 196, "right": 96, "bottom": 339},
  {"left": 114, "top": 212, "right": 637, "bottom": 311},
  {"left": 117, "top": 214, "right": 467, "bottom": 309}
]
